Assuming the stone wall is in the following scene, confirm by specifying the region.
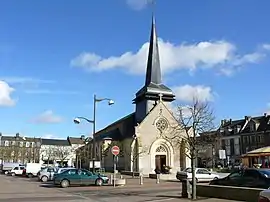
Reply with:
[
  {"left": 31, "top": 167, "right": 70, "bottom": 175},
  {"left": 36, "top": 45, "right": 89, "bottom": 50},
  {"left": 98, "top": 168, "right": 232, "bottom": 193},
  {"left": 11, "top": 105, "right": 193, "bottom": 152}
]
[{"left": 197, "top": 184, "right": 263, "bottom": 202}]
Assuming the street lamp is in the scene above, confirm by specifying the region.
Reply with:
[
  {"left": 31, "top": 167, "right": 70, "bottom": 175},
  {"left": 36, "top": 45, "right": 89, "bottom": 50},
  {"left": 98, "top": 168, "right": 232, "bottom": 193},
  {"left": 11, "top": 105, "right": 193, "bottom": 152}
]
[{"left": 73, "top": 94, "right": 114, "bottom": 172}]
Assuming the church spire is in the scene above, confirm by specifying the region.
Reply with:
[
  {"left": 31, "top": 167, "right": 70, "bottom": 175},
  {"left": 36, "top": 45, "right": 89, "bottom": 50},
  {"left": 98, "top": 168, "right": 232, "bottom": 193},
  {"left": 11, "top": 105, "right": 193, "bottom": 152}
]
[{"left": 145, "top": 11, "right": 162, "bottom": 86}]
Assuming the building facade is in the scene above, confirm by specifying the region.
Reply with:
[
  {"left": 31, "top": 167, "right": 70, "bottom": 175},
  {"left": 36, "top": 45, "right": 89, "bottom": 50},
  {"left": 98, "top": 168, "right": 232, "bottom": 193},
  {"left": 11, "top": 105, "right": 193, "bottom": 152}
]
[
  {"left": 0, "top": 133, "right": 83, "bottom": 166},
  {"left": 0, "top": 133, "right": 41, "bottom": 164},
  {"left": 218, "top": 113, "right": 270, "bottom": 165}
]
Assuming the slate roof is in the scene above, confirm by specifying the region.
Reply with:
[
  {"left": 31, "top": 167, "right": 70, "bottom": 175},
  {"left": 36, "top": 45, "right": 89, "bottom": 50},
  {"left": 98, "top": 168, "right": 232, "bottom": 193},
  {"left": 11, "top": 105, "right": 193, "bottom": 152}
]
[
  {"left": 94, "top": 113, "right": 136, "bottom": 141},
  {"left": 67, "top": 137, "right": 85, "bottom": 145},
  {"left": 0, "top": 133, "right": 41, "bottom": 142},
  {"left": 220, "top": 114, "right": 270, "bottom": 136},
  {"left": 133, "top": 15, "right": 175, "bottom": 104},
  {"left": 41, "top": 138, "right": 70, "bottom": 146}
]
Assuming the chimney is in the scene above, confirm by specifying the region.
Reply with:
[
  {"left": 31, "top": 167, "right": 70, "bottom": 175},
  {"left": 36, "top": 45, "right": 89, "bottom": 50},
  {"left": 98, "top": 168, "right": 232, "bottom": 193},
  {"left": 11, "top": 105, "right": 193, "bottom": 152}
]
[
  {"left": 15, "top": 133, "right": 19, "bottom": 137},
  {"left": 221, "top": 120, "right": 225, "bottom": 126},
  {"left": 80, "top": 135, "right": 85, "bottom": 140}
]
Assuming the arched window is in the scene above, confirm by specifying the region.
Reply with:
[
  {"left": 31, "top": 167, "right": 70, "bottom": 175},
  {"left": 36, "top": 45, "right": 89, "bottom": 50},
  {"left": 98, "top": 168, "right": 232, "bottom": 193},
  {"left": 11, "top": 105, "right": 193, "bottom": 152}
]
[{"left": 156, "top": 145, "right": 166, "bottom": 153}]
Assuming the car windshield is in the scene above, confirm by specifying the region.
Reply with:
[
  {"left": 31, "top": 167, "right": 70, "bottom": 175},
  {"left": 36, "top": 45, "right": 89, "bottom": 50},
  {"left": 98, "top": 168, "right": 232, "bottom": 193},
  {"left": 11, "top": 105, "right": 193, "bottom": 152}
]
[
  {"left": 183, "top": 168, "right": 192, "bottom": 173},
  {"left": 259, "top": 169, "right": 270, "bottom": 177}
]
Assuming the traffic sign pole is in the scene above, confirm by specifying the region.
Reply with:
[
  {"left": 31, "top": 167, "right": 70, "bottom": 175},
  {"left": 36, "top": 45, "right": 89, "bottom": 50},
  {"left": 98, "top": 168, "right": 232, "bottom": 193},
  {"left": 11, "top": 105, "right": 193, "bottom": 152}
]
[{"left": 111, "top": 145, "right": 120, "bottom": 187}]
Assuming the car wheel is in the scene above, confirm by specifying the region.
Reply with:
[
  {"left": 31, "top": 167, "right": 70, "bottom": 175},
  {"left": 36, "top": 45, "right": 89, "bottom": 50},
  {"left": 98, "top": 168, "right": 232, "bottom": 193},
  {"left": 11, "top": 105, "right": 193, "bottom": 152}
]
[
  {"left": 4, "top": 171, "right": 8, "bottom": 175},
  {"left": 41, "top": 176, "right": 48, "bottom": 182},
  {"left": 95, "top": 178, "right": 103, "bottom": 186},
  {"left": 28, "top": 173, "right": 33, "bottom": 178},
  {"left": 61, "top": 179, "right": 70, "bottom": 188},
  {"left": 11, "top": 172, "right": 15, "bottom": 177},
  {"left": 213, "top": 177, "right": 218, "bottom": 180}
]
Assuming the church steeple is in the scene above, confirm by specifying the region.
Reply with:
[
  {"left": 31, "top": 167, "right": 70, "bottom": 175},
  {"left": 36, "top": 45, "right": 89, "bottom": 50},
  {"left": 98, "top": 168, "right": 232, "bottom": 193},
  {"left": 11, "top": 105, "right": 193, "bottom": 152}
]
[
  {"left": 145, "top": 15, "right": 162, "bottom": 86},
  {"left": 133, "top": 9, "right": 175, "bottom": 123}
]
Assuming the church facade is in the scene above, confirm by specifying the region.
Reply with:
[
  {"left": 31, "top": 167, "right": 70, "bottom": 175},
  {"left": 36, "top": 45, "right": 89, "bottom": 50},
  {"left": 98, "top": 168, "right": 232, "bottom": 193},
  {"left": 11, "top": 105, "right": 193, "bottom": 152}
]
[{"left": 84, "top": 15, "right": 191, "bottom": 175}]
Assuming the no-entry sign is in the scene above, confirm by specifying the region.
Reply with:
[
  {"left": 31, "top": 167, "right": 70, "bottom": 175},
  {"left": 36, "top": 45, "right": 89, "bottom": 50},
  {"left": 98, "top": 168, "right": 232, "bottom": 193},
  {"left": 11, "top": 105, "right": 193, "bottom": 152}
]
[{"left": 111, "top": 145, "right": 120, "bottom": 156}]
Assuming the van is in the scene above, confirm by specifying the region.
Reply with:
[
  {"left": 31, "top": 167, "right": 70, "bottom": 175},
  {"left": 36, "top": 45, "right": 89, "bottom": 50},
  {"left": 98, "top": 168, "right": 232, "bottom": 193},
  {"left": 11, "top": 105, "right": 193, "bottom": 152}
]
[{"left": 25, "top": 163, "right": 42, "bottom": 177}]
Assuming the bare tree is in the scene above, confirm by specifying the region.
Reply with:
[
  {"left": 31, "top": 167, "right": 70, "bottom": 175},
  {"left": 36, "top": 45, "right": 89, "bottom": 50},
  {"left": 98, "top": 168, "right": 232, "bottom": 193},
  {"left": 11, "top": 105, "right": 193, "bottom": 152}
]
[
  {"left": 169, "top": 97, "right": 216, "bottom": 200},
  {"left": 40, "top": 146, "right": 57, "bottom": 166},
  {"left": 198, "top": 131, "right": 221, "bottom": 168},
  {"left": 54, "top": 146, "right": 74, "bottom": 166}
]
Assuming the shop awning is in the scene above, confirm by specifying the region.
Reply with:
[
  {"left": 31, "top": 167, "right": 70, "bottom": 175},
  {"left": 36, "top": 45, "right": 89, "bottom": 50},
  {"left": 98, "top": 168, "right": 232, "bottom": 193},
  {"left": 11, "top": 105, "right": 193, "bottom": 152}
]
[{"left": 242, "top": 146, "right": 270, "bottom": 157}]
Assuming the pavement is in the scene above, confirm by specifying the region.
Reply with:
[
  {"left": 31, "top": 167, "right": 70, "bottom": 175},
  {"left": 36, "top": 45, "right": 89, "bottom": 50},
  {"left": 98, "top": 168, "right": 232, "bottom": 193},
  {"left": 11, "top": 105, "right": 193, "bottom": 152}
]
[{"left": 0, "top": 174, "right": 240, "bottom": 202}]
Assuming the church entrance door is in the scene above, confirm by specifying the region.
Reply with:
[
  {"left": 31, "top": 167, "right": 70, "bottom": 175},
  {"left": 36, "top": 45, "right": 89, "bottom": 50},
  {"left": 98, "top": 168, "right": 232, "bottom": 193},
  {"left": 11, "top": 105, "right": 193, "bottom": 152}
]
[{"left": 155, "top": 155, "right": 166, "bottom": 169}]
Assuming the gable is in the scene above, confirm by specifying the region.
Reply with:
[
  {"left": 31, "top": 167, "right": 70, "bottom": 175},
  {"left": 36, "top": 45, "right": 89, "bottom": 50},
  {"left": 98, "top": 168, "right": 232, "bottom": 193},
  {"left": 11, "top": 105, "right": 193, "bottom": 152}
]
[{"left": 138, "top": 101, "right": 179, "bottom": 131}]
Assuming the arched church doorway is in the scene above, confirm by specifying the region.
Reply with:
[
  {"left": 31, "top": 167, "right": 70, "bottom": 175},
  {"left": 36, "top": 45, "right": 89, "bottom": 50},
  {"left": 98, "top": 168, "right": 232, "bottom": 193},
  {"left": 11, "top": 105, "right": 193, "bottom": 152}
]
[{"left": 155, "top": 145, "right": 167, "bottom": 169}]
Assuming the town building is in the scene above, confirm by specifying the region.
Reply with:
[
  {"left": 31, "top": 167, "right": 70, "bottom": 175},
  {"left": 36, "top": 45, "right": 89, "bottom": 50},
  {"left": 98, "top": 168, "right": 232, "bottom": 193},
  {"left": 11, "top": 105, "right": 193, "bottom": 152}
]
[
  {"left": 218, "top": 113, "right": 270, "bottom": 165},
  {"left": 78, "top": 15, "right": 191, "bottom": 176},
  {"left": 0, "top": 133, "right": 41, "bottom": 164},
  {"left": 0, "top": 133, "right": 83, "bottom": 166}
]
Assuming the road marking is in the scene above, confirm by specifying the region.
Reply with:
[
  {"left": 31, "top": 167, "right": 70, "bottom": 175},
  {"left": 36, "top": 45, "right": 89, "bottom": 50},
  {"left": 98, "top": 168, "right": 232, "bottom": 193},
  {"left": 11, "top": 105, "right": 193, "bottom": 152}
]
[{"left": 146, "top": 198, "right": 175, "bottom": 202}]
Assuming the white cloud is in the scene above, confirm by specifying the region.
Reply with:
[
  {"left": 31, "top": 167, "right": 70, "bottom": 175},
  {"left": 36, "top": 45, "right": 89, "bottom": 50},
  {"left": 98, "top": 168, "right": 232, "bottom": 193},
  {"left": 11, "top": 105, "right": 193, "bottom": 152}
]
[
  {"left": 71, "top": 39, "right": 265, "bottom": 76},
  {"left": 172, "top": 84, "right": 215, "bottom": 102},
  {"left": 0, "top": 80, "right": 16, "bottom": 107},
  {"left": 41, "top": 134, "right": 64, "bottom": 139},
  {"left": 24, "top": 89, "right": 80, "bottom": 95},
  {"left": 262, "top": 44, "right": 270, "bottom": 50},
  {"left": 0, "top": 77, "right": 55, "bottom": 84},
  {"left": 32, "top": 110, "right": 63, "bottom": 124},
  {"left": 126, "top": 0, "right": 148, "bottom": 10}
]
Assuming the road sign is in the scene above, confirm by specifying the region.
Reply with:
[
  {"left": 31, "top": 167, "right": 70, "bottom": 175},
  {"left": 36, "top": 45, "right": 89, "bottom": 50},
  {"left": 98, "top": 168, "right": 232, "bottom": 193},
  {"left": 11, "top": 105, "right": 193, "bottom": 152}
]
[{"left": 111, "top": 145, "right": 120, "bottom": 156}]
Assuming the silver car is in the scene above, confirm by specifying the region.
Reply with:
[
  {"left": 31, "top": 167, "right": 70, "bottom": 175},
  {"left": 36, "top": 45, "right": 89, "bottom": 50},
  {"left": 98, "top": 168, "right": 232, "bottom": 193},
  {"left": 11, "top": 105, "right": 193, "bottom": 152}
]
[{"left": 39, "top": 167, "right": 76, "bottom": 182}]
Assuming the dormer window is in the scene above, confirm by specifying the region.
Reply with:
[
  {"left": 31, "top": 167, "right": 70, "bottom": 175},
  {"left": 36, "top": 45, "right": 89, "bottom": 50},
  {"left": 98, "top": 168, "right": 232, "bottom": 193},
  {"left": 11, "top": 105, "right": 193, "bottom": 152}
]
[
  {"left": 25, "top": 142, "right": 30, "bottom": 147},
  {"left": 250, "top": 124, "right": 255, "bottom": 132},
  {"left": 20, "top": 142, "right": 23, "bottom": 147},
  {"left": 234, "top": 125, "right": 241, "bottom": 133}
]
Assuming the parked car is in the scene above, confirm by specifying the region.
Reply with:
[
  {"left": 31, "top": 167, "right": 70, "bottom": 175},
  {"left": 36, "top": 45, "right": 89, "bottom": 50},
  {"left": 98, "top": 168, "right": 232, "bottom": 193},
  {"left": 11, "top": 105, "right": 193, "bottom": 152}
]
[
  {"left": 210, "top": 168, "right": 270, "bottom": 189},
  {"left": 258, "top": 189, "right": 270, "bottom": 202},
  {"left": 10, "top": 165, "right": 25, "bottom": 176},
  {"left": 38, "top": 167, "right": 57, "bottom": 182},
  {"left": 2, "top": 163, "right": 24, "bottom": 174},
  {"left": 176, "top": 167, "right": 219, "bottom": 182},
  {"left": 53, "top": 168, "right": 109, "bottom": 188},
  {"left": 39, "top": 167, "right": 76, "bottom": 182}
]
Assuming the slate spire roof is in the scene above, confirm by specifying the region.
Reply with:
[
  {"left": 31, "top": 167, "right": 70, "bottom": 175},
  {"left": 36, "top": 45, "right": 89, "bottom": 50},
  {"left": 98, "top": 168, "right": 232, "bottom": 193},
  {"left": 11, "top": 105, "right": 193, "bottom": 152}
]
[
  {"left": 145, "top": 15, "right": 162, "bottom": 86},
  {"left": 133, "top": 14, "right": 175, "bottom": 103}
]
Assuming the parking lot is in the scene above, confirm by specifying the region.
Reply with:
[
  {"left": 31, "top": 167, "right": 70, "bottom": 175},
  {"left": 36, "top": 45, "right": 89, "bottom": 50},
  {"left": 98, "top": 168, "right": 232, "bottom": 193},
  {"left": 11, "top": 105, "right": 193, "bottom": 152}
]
[{"left": 0, "top": 174, "right": 240, "bottom": 202}]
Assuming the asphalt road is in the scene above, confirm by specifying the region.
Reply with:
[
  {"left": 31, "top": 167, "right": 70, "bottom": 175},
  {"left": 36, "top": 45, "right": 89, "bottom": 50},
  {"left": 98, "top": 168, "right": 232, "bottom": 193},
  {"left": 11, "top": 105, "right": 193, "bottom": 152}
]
[{"left": 0, "top": 173, "right": 236, "bottom": 202}]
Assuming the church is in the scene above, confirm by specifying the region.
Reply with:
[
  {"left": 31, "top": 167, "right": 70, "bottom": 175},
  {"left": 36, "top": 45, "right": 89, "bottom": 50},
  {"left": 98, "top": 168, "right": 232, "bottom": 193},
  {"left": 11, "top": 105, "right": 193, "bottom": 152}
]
[{"left": 82, "top": 14, "right": 191, "bottom": 176}]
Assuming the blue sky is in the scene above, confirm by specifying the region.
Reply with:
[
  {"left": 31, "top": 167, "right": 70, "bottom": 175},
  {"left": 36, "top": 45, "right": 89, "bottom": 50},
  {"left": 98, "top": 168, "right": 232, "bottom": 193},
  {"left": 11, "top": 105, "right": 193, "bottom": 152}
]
[{"left": 1, "top": 0, "right": 270, "bottom": 139}]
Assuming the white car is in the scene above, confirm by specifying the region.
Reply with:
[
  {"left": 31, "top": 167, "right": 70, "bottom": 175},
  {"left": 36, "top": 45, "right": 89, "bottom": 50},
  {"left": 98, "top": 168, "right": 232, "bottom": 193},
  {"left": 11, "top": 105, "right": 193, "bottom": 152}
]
[
  {"left": 10, "top": 166, "right": 25, "bottom": 176},
  {"left": 259, "top": 189, "right": 270, "bottom": 202},
  {"left": 176, "top": 167, "right": 219, "bottom": 182}
]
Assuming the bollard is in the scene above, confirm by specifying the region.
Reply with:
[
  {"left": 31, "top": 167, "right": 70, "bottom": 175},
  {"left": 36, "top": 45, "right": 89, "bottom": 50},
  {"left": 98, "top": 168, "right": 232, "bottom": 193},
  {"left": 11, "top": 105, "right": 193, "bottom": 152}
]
[
  {"left": 139, "top": 174, "right": 143, "bottom": 185},
  {"left": 110, "top": 174, "right": 113, "bottom": 185},
  {"left": 156, "top": 174, "right": 160, "bottom": 184},
  {"left": 181, "top": 180, "right": 188, "bottom": 198}
]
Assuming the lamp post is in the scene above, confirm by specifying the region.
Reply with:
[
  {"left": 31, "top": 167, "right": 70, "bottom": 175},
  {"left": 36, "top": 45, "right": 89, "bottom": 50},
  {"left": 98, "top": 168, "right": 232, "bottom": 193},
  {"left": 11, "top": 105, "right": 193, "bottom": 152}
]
[{"left": 74, "top": 94, "right": 114, "bottom": 172}]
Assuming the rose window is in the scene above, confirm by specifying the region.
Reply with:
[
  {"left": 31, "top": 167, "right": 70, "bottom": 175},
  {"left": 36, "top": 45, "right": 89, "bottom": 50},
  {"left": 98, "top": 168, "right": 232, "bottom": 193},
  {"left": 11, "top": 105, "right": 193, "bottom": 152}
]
[{"left": 156, "top": 118, "right": 168, "bottom": 131}]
